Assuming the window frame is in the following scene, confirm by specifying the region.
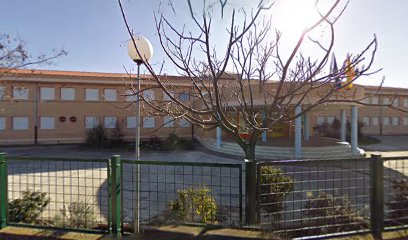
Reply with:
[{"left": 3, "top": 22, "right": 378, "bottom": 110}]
[
  {"left": 85, "top": 117, "right": 98, "bottom": 129},
  {"left": 104, "top": 116, "right": 117, "bottom": 129},
  {"left": 0, "top": 117, "right": 5, "bottom": 130},
  {"left": 12, "top": 117, "right": 29, "bottom": 130},
  {"left": 40, "top": 87, "right": 55, "bottom": 101},
  {"left": 12, "top": 86, "right": 29, "bottom": 100},
  {"left": 163, "top": 116, "right": 174, "bottom": 128},
  {"left": 40, "top": 117, "right": 55, "bottom": 129},
  {"left": 61, "top": 87, "right": 76, "bottom": 101},
  {"left": 143, "top": 116, "right": 155, "bottom": 128},
  {"left": 103, "top": 89, "right": 117, "bottom": 101},
  {"left": 85, "top": 88, "right": 99, "bottom": 101}
]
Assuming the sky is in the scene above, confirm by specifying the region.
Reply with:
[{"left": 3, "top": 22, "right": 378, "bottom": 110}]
[{"left": 1, "top": 0, "right": 407, "bottom": 88}]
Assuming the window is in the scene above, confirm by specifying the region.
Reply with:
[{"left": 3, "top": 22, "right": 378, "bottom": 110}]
[
  {"left": 143, "top": 90, "right": 154, "bottom": 100},
  {"left": 370, "top": 97, "right": 378, "bottom": 104},
  {"left": 163, "top": 116, "right": 174, "bottom": 128},
  {"left": 0, "top": 117, "right": 5, "bottom": 130},
  {"left": 143, "top": 117, "right": 155, "bottom": 128},
  {"left": 40, "top": 87, "right": 55, "bottom": 100},
  {"left": 85, "top": 117, "right": 98, "bottom": 129},
  {"left": 164, "top": 91, "right": 174, "bottom": 101},
  {"left": 403, "top": 118, "right": 408, "bottom": 126},
  {"left": 327, "top": 116, "right": 335, "bottom": 125},
  {"left": 383, "top": 97, "right": 390, "bottom": 105},
  {"left": 362, "top": 117, "right": 369, "bottom": 126},
  {"left": 404, "top": 98, "right": 408, "bottom": 107},
  {"left": 125, "top": 90, "right": 137, "bottom": 102},
  {"left": 40, "top": 117, "right": 55, "bottom": 129},
  {"left": 392, "top": 117, "right": 399, "bottom": 126},
  {"left": 104, "top": 117, "right": 117, "bottom": 129},
  {"left": 179, "top": 118, "right": 190, "bottom": 128},
  {"left": 104, "top": 89, "right": 117, "bottom": 101},
  {"left": 316, "top": 116, "right": 325, "bottom": 125},
  {"left": 85, "top": 88, "right": 99, "bottom": 101},
  {"left": 180, "top": 93, "right": 189, "bottom": 101},
  {"left": 371, "top": 117, "right": 379, "bottom": 126},
  {"left": 13, "top": 117, "right": 28, "bottom": 130},
  {"left": 127, "top": 116, "right": 136, "bottom": 128},
  {"left": 13, "top": 87, "right": 29, "bottom": 100},
  {"left": 0, "top": 86, "right": 5, "bottom": 100},
  {"left": 383, "top": 117, "right": 390, "bottom": 126},
  {"left": 392, "top": 98, "right": 399, "bottom": 107},
  {"left": 61, "top": 88, "right": 75, "bottom": 101},
  {"left": 361, "top": 98, "right": 369, "bottom": 104}
]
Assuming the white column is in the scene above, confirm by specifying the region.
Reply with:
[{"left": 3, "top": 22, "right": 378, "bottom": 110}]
[
  {"left": 340, "top": 109, "right": 347, "bottom": 142},
  {"left": 295, "top": 105, "right": 302, "bottom": 159},
  {"left": 304, "top": 112, "right": 310, "bottom": 141},
  {"left": 351, "top": 105, "right": 358, "bottom": 154},
  {"left": 216, "top": 127, "right": 222, "bottom": 149},
  {"left": 262, "top": 111, "right": 267, "bottom": 142}
]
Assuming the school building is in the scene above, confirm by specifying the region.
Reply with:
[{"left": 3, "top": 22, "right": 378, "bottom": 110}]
[{"left": 0, "top": 69, "right": 407, "bottom": 158}]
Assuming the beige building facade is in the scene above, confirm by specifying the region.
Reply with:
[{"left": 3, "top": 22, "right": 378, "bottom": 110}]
[{"left": 0, "top": 69, "right": 407, "bottom": 145}]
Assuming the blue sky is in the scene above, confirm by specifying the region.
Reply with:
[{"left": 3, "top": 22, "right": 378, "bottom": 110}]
[{"left": 1, "top": 0, "right": 406, "bottom": 87}]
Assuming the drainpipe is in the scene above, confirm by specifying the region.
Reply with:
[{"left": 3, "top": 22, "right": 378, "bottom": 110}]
[{"left": 34, "top": 83, "right": 39, "bottom": 145}]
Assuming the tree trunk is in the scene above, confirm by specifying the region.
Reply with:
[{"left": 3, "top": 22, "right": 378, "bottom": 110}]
[{"left": 244, "top": 134, "right": 258, "bottom": 225}]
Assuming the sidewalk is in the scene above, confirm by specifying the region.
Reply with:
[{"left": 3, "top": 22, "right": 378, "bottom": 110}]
[{"left": 1, "top": 225, "right": 408, "bottom": 240}]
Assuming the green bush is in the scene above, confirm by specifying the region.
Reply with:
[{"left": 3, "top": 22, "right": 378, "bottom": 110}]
[
  {"left": 8, "top": 190, "right": 50, "bottom": 223},
  {"left": 387, "top": 179, "right": 408, "bottom": 226},
  {"left": 304, "top": 192, "right": 368, "bottom": 235},
  {"left": 259, "top": 166, "right": 294, "bottom": 222},
  {"left": 165, "top": 132, "right": 194, "bottom": 150},
  {"left": 141, "top": 133, "right": 194, "bottom": 151},
  {"left": 141, "top": 135, "right": 164, "bottom": 151},
  {"left": 169, "top": 186, "right": 217, "bottom": 224},
  {"left": 109, "top": 119, "right": 125, "bottom": 146},
  {"left": 54, "top": 200, "right": 97, "bottom": 229},
  {"left": 85, "top": 123, "right": 108, "bottom": 148}
]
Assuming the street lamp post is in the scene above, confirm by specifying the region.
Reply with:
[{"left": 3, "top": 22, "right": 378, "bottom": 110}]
[{"left": 127, "top": 35, "right": 153, "bottom": 238}]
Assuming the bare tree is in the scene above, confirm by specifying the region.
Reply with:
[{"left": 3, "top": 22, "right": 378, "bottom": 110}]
[
  {"left": 119, "top": 0, "right": 382, "bottom": 161},
  {"left": 0, "top": 33, "right": 67, "bottom": 99}
]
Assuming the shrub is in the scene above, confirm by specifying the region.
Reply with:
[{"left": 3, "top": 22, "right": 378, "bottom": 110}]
[
  {"left": 8, "top": 190, "right": 50, "bottom": 223},
  {"left": 387, "top": 179, "right": 408, "bottom": 226},
  {"left": 141, "top": 135, "right": 164, "bottom": 151},
  {"left": 259, "top": 166, "right": 294, "bottom": 222},
  {"left": 54, "top": 200, "right": 97, "bottom": 229},
  {"left": 109, "top": 119, "right": 125, "bottom": 146},
  {"left": 164, "top": 132, "right": 194, "bottom": 150},
  {"left": 304, "top": 192, "right": 369, "bottom": 235},
  {"left": 169, "top": 186, "right": 217, "bottom": 224},
  {"left": 85, "top": 123, "right": 108, "bottom": 148}
]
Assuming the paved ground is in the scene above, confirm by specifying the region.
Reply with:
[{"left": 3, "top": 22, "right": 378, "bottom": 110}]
[
  {"left": 362, "top": 135, "right": 408, "bottom": 152},
  {"left": 0, "top": 144, "right": 241, "bottom": 163}
]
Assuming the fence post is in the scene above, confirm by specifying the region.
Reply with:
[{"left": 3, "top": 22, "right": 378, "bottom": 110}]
[
  {"left": 0, "top": 153, "right": 7, "bottom": 229},
  {"left": 370, "top": 154, "right": 384, "bottom": 239},
  {"left": 110, "top": 155, "right": 122, "bottom": 236},
  {"left": 245, "top": 159, "right": 257, "bottom": 225}
]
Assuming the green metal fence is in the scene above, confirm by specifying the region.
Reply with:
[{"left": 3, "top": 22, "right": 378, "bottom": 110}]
[
  {"left": 256, "top": 154, "right": 408, "bottom": 239},
  {"left": 1, "top": 152, "right": 408, "bottom": 239},
  {"left": 5, "top": 156, "right": 110, "bottom": 233},
  {"left": 120, "top": 159, "right": 243, "bottom": 232},
  {"left": 0, "top": 153, "right": 243, "bottom": 236}
]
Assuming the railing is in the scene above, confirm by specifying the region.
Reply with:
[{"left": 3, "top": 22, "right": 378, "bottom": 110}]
[
  {"left": 121, "top": 159, "right": 243, "bottom": 231},
  {"left": 0, "top": 153, "right": 243, "bottom": 236},
  {"left": 256, "top": 155, "right": 408, "bottom": 239},
  {"left": 3, "top": 155, "right": 110, "bottom": 233},
  {"left": 1, "top": 152, "right": 408, "bottom": 239}
]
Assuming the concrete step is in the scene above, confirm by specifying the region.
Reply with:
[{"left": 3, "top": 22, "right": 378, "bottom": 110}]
[{"left": 197, "top": 137, "right": 363, "bottom": 160}]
